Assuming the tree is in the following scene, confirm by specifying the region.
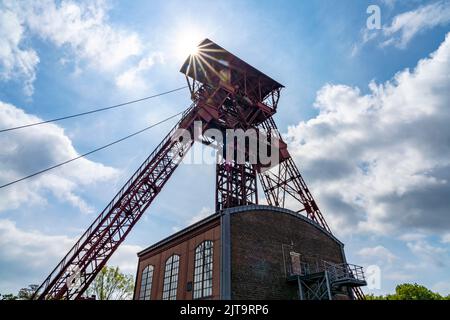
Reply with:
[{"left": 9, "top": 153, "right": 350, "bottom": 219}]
[
  {"left": 0, "top": 268, "right": 133, "bottom": 300},
  {"left": 85, "top": 266, "right": 134, "bottom": 300},
  {"left": 18, "top": 284, "right": 39, "bottom": 300},
  {"left": 366, "top": 283, "right": 448, "bottom": 300},
  {"left": 0, "top": 293, "right": 18, "bottom": 300},
  {"left": 0, "top": 284, "right": 38, "bottom": 300},
  {"left": 394, "top": 283, "right": 442, "bottom": 300}
]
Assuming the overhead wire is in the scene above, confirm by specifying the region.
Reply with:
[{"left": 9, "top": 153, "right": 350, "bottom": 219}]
[
  {"left": 0, "top": 108, "right": 188, "bottom": 189},
  {"left": 0, "top": 86, "right": 188, "bottom": 133}
]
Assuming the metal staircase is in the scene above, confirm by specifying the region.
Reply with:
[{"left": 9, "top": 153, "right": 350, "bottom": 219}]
[{"left": 287, "top": 259, "right": 367, "bottom": 300}]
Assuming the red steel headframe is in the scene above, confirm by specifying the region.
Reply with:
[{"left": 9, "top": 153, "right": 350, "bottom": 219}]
[{"left": 33, "top": 39, "right": 331, "bottom": 299}]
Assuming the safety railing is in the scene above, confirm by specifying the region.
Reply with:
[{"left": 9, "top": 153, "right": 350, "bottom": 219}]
[{"left": 323, "top": 261, "right": 365, "bottom": 283}]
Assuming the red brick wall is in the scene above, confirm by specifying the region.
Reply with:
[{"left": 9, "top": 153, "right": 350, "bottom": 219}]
[
  {"left": 230, "top": 210, "right": 345, "bottom": 300},
  {"left": 134, "top": 218, "right": 221, "bottom": 300}
]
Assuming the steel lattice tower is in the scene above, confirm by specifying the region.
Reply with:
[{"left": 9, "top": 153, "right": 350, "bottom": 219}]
[{"left": 33, "top": 39, "right": 331, "bottom": 300}]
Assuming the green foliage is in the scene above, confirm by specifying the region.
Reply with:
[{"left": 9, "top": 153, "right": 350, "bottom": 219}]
[
  {"left": 0, "top": 267, "right": 133, "bottom": 300},
  {"left": 18, "top": 284, "right": 39, "bottom": 300},
  {"left": 366, "top": 283, "right": 450, "bottom": 300},
  {"left": 85, "top": 266, "right": 134, "bottom": 300},
  {"left": 0, "top": 293, "right": 18, "bottom": 300},
  {"left": 395, "top": 283, "right": 443, "bottom": 300},
  {"left": 0, "top": 284, "right": 38, "bottom": 300}
]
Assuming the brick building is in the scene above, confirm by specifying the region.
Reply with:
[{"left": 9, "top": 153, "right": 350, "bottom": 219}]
[{"left": 133, "top": 205, "right": 366, "bottom": 300}]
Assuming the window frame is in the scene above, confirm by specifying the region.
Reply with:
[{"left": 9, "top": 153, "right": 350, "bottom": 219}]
[
  {"left": 162, "top": 254, "right": 180, "bottom": 300},
  {"left": 139, "top": 264, "right": 154, "bottom": 300},
  {"left": 193, "top": 240, "right": 214, "bottom": 299}
]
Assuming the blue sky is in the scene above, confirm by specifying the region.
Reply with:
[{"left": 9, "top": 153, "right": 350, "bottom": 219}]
[{"left": 1, "top": 0, "right": 450, "bottom": 296}]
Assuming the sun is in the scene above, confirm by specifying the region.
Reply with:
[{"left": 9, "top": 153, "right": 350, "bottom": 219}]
[{"left": 174, "top": 28, "right": 203, "bottom": 60}]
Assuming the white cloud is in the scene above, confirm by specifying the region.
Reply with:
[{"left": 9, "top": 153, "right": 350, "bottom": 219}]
[
  {"left": 109, "top": 243, "right": 142, "bottom": 275},
  {"left": 115, "top": 52, "right": 164, "bottom": 91},
  {"left": 406, "top": 240, "right": 448, "bottom": 268},
  {"left": 0, "top": 219, "right": 74, "bottom": 267},
  {"left": 19, "top": 0, "right": 142, "bottom": 71},
  {"left": 0, "top": 218, "right": 140, "bottom": 292},
  {"left": 167, "top": 206, "right": 214, "bottom": 241},
  {"left": 0, "top": 0, "right": 162, "bottom": 95},
  {"left": 441, "top": 233, "right": 450, "bottom": 244},
  {"left": 432, "top": 281, "right": 450, "bottom": 295},
  {"left": 381, "top": 0, "right": 396, "bottom": 8},
  {"left": 358, "top": 245, "right": 397, "bottom": 264},
  {"left": 286, "top": 32, "right": 450, "bottom": 236},
  {"left": 0, "top": 8, "right": 39, "bottom": 96},
  {"left": 398, "top": 233, "right": 427, "bottom": 242},
  {"left": 188, "top": 206, "right": 213, "bottom": 225},
  {"left": 383, "top": 1, "right": 450, "bottom": 48},
  {"left": 353, "top": 1, "right": 450, "bottom": 54},
  {"left": 383, "top": 271, "right": 415, "bottom": 282},
  {"left": 0, "top": 101, "right": 119, "bottom": 213}
]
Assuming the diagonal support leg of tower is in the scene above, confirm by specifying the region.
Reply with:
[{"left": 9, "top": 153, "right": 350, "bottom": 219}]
[{"left": 258, "top": 117, "right": 331, "bottom": 233}]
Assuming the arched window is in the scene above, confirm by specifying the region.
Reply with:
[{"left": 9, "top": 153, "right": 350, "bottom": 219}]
[
  {"left": 162, "top": 254, "right": 180, "bottom": 300},
  {"left": 139, "top": 265, "right": 154, "bottom": 300},
  {"left": 193, "top": 240, "right": 214, "bottom": 299}
]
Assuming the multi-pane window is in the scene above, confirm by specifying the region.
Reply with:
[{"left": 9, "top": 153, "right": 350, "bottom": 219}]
[
  {"left": 162, "top": 255, "right": 180, "bottom": 300},
  {"left": 193, "top": 240, "right": 214, "bottom": 299},
  {"left": 139, "top": 265, "right": 154, "bottom": 300}
]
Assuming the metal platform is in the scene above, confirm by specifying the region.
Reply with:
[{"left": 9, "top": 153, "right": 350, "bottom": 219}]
[
  {"left": 324, "top": 261, "right": 367, "bottom": 287},
  {"left": 287, "top": 260, "right": 367, "bottom": 300}
]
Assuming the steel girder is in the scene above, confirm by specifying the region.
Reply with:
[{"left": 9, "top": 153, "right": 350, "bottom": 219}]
[
  {"left": 257, "top": 117, "right": 331, "bottom": 233},
  {"left": 34, "top": 106, "right": 201, "bottom": 300},
  {"left": 215, "top": 160, "right": 258, "bottom": 211}
]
